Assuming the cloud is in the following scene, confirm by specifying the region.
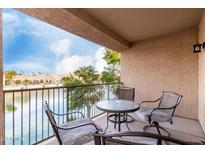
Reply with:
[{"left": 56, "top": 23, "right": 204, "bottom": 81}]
[
  {"left": 55, "top": 55, "right": 93, "bottom": 75},
  {"left": 3, "top": 12, "right": 20, "bottom": 25},
  {"left": 3, "top": 9, "right": 106, "bottom": 75},
  {"left": 26, "top": 18, "right": 40, "bottom": 27},
  {"left": 6, "top": 62, "right": 48, "bottom": 72},
  {"left": 26, "top": 18, "right": 49, "bottom": 33},
  {"left": 49, "top": 38, "right": 72, "bottom": 56},
  {"left": 55, "top": 47, "right": 107, "bottom": 75},
  {"left": 3, "top": 11, "right": 41, "bottom": 42},
  {"left": 25, "top": 18, "right": 72, "bottom": 40},
  {"left": 94, "top": 47, "right": 107, "bottom": 72},
  {"left": 30, "top": 31, "right": 41, "bottom": 36},
  {"left": 3, "top": 12, "right": 21, "bottom": 41}
]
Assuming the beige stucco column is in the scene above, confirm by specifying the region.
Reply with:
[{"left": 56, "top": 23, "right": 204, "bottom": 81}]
[
  {"left": 198, "top": 9, "right": 205, "bottom": 133},
  {"left": 0, "top": 8, "right": 3, "bottom": 145}
]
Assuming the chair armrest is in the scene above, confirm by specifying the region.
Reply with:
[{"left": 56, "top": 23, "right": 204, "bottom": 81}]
[
  {"left": 49, "top": 118, "right": 100, "bottom": 131},
  {"left": 140, "top": 97, "right": 161, "bottom": 107},
  {"left": 94, "top": 131, "right": 205, "bottom": 145},
  {"left": 44, "top": 101, "right": 85, "bottom": 118},
  {"left": 49, "top": 110, "right": 85, "bottom": 118},
  {"left": 93, "top": 131, "right": 203, "bottom": 145}
]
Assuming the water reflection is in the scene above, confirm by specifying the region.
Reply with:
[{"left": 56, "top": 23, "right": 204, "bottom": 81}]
[{"left": 4, "top": 85, "right": 115, "bottom": 145}]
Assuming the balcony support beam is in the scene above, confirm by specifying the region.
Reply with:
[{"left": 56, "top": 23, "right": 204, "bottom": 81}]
[
  {"left": 16, "top": 8, "right": 130, "bottom": 51},
  {"left": 0, "top": 8, "right": 3, "bottom": 145}
]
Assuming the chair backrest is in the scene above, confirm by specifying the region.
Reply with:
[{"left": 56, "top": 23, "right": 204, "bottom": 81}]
[
  {"left": 44, "top": 102, "right": 62, "bottom": 144},
  {"left": 117, "top": 87, "right": 135, "bottom": 101},
  {"left": 158, "top": 91, "right": 183, "bottom": 115}
]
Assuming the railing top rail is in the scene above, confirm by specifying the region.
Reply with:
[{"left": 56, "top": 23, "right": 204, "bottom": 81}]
[{"left": 3, "top": 82, "right": 123, "bottom": 93}]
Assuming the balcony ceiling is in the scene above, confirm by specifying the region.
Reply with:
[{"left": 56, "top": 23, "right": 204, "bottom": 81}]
[
  {"left": 17, "top": 8, "right": 203, "bottom": 51},
  {"left": 83, "top": 8, "right": 203, "bottom": 43}
]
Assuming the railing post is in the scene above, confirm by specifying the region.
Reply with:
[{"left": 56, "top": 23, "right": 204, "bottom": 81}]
[
  {"left": 62, "top": 88, "right": 64, "bottom": 123},
  {"left": 107, "top": 84, "right": 110, "bottom": 100},
  {"left": 0, "top": 8, "right": 3, "bottom": 145},
  {"left": 28, "top": 90, "right": 31, "bottom": 144},
  {"left": 35, "top": 90, "right": 37, "bottom": 143},
  {"left": 66, "top": 88, "right": 69, "bottom": 122},
  {"left": 41, "top": 89, "right": 44, "bottom": 140},
  {"left": 57, "top": 88, "right": 60, "bottom": 124},
  {"left": 2, "top": 92, "right": 5, "bottom": 145}
]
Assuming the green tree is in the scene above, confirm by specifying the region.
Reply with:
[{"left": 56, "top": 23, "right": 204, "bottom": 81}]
[
  {"left": 23, "top": 79, "right": 30, "bottom": 85},
  {"left": 103, "top": 48, "right": 120, "bottom": 66},
  {"left": 14, "top": 80, "right": 21, "bottom": 85},
  {"left": 62, "top": 74, "right": 82, "bottom": 85},
  {"left": 5, "top": 71, "right": 17, "bottom": 85},
  {"left": 100, "top": 48, "right": 120, "bottom": 83},
  {"left": 6, "top": 104, "right": 17, "bottom": 112},
  {"left": 63, "top": 66, "right": 104, "bottom": 118},
  {"left": 74, "top": 66, "right": 100, "bottom": 84}
]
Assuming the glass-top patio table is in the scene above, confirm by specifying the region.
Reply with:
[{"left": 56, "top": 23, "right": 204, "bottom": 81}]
[{"left": 96, "top": 99, "right": 140, "bottom": 132}]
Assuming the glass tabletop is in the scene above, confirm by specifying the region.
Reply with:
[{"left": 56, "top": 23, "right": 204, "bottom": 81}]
[{"left": 96, "top": 99, "right": 139, "bottom": 113}]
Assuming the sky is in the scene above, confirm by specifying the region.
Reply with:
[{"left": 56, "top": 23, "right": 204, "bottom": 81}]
[{"left": 3, "top": 8, "right": 107, "bottom": 75}]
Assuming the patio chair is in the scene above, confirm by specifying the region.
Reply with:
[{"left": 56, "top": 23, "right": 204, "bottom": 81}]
[
  {"left": 116, "top": 87, "right": 135, "bottom": 101},
  {"left": 136, "top": 91, "right": 183, "bottom": 137},
  {"left": 94, "top": 131, "right": 204, "bottom": 145},
  {"left": 117, "top": 87, "right": 135, "bottom": 121},
  {"left": 111, "top": 87, "right": 135, "bottom": 129},
  {"left": 44, "top": 102, "right": 102, "bottom": 145}
]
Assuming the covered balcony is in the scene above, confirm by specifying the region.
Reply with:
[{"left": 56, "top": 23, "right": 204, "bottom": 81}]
[{"left": 1, "top": 8, "right": 205, "bottom": 145}]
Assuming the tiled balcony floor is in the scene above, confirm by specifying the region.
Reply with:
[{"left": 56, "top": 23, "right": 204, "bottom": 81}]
[{"left": 38, "top": 113, "right": 205, "bottom": 145}]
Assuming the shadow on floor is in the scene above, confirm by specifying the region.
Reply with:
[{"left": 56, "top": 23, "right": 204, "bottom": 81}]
[{"left": 38, "top": 113, "right": 205, "bottom": 145}]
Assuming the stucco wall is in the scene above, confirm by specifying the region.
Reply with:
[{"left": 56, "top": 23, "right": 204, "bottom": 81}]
[
  {"left": 198, "top": 9, "right": 205, "bottom": 132},
  {"left": 121, "top": 27, "right": 199, "bottom": 119},
  {"left": 0, "top": 9, "right": 3, "bottom": 144}
]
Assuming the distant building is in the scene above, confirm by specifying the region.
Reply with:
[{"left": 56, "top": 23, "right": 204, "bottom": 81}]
[{"left": 3, "top": 72, "right": 66, "bottom": 86}]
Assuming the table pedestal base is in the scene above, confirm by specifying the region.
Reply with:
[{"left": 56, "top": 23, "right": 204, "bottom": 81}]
[{"left": 104, "top": 113, "right": 133, "bottom": 132}]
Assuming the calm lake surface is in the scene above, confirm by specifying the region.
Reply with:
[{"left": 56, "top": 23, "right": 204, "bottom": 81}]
[{"left": 4, "top": 86, "right": 113, "bottom": 145}]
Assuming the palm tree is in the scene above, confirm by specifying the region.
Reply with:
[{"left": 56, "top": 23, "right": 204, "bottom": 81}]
[
  {"left": 23, "top": 79, "right": 30, "bottom": 85},
  {"left": 63, "top": 66, "right": 104, "bottom": 118},
  {"left": 5, "top": 71, "right": 17, "bottom": 85},
  {"left": 14, "top": 80, "right": 21, "bottom": 85}
]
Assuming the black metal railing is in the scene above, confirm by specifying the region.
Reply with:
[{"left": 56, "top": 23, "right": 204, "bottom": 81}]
[{"left": 3, "top": 82, "right": 122, "bottom": 145}]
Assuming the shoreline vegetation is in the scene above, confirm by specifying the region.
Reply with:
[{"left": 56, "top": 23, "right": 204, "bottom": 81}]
[{"left": 3, "top": 83, "right": 64, "bottom": 91}]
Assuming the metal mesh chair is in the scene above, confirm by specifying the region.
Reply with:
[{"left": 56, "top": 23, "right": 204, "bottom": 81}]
[
  {"left": 136, "top": 91, "right": 183, "bottom": 136},
  {"left": 117, "top": 87, "right": 135, "bottom": 122},
  {"left": 109, "top": 87, "right": 135, "bottom": 130},
  {"left": 117, "top": 87, "right": 135, "bottom": 101},
  {"left": 44, "top": 102, "right": 102, "bottom": 145}
]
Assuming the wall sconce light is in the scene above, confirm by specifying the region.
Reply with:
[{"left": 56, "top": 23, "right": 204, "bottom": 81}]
[
  {"left": 202, "top": 42, "right": 205, "bottom": 49},
  {"left": 193, "top": 42, "right": 202, "bottom": 53},
  {"left": 193, "top": 42, "right": 205, "bottom": 53}
]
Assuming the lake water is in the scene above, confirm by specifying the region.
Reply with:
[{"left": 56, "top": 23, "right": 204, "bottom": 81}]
[{"left": 4, "top": 86, "right": 115, "bottom": 144}]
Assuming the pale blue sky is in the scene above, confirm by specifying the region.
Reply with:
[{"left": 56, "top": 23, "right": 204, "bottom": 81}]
[{"left": 3, "top": 8, "right": 107, "bottom": 74}]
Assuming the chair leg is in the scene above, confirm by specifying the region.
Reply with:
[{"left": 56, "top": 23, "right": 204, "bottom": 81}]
[
  {"left": 156, "top": 125, "right": 170, "bottom": 145},
  {"left": 126, "top": 114, "right": 135, "bottom": 123},
  {"left": 143, "top": 124, "right": 155, "bottom": 132},
  {"left": 114, "top": 113, "right": 117, "bottom": 129},
  {"left": 143, "top": 122, "right": 171, "bottom": 137},
  {"left": 125, "top": 113, "right": 131, "bottom": 131},
  {"left": 157, "top": 125, "right": 171, "bottom": 137},
  {"left": 104, "top": 113, "right": 109, "bottom": 133}
]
